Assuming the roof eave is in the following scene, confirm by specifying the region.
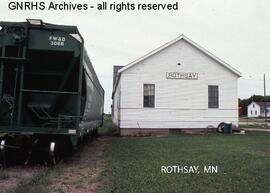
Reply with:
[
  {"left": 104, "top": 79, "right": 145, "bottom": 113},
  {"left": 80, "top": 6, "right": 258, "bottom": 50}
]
[{"left": 118, "top": 34, "right": 242, "bottom": 77}]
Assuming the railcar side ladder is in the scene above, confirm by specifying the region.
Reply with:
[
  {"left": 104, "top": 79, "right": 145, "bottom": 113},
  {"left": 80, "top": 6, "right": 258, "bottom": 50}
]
[{"left": 0, "top": 24, "right": 28, "bottom": 127}]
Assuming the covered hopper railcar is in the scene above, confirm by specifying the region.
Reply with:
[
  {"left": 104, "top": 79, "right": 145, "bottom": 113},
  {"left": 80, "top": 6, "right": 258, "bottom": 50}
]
[{"left": 0, "top": 19, "right": 104, "bottom": 164}]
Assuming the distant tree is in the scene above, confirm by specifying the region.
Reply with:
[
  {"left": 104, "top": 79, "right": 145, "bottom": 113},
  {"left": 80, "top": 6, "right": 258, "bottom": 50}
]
[{"left": 238, "top": 95, "right": 270, "bottom": 116}]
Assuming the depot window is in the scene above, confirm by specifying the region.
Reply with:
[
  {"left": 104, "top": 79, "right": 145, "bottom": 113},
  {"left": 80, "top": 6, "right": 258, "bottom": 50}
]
[
  {"left": 144, "top": 84, "right": 155, "bottom": 108},
  {"left": 208, "top": 85, "right": 219, "bottom": 108}
]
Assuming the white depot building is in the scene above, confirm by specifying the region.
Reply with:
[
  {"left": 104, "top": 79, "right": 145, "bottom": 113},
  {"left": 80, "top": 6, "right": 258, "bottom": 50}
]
[{"left": 112, "top": 35, "right": 241, "bottom": 135}]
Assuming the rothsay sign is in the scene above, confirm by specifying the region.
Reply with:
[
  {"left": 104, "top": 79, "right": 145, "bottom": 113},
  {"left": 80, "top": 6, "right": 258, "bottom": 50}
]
[{"left": 166, "top": 72, "right": 199, "bottom": 80}]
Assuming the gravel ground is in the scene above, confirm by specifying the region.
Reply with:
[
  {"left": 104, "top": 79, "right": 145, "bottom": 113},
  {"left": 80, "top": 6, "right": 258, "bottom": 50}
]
[
  {"left": 0, "top": 136, "right": 111, "bottom": 193},
  {"left": 0, "top": 165, "right": 42, "bottom": 193},
  {"left": 48, "top": 136, "right": 111, "bottom": 193},
  {"left": 244, "top": 128, "right": 270, "bottom": 132}
]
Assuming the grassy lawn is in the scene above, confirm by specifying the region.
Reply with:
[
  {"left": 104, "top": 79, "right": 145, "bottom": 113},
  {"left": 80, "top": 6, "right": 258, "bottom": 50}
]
[
  {"left": 101, "top": 132, "right": 270, "bottom": 193},
  {"left": 98, "top": 114, "right": 118, "bottom": 135}
]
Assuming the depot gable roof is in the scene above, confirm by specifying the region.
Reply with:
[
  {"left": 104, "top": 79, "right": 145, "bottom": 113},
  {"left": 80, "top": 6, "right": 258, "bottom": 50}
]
[
  {"left": 112, "top": 34, "right": 242, "bottom": 97},
  {"left": 118, "top": 34, "right": 241, "bottom": 77}
]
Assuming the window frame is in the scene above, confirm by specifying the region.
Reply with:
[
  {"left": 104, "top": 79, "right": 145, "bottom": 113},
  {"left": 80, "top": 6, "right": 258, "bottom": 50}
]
[
  {"left": 208, "top": 85, "right": 219, "bottom": 109},
  {"left": 143, "top": 84, "right": 155, "bottom": 108}
]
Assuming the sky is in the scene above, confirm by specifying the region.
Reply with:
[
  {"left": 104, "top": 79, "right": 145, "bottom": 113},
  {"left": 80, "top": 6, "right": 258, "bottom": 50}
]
[{"left": 1, "top": 0, "right": 270, "bottom": 113}]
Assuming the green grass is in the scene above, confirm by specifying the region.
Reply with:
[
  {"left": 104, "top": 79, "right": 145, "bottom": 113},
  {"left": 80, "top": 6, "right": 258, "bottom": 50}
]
[
  {"left": 98, "top": 114, "right": 118, "bottom": 135},
  {"left": 101, "top": 133, "right": 270, "bottom": 193}
]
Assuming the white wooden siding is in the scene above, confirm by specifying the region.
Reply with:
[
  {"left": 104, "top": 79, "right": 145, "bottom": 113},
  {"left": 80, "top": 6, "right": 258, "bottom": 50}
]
[
  {"left": 113, "top": 39, "right": 239, "bottom": 129},
  {"left": 112, "top": 82, "right": 121, "bottom": 125},
  {"left": 247, "top": 102, "right": 270, "bottom": 117},
  {"left": 247, "top": 102, "right": 260, "bottom": 118}
]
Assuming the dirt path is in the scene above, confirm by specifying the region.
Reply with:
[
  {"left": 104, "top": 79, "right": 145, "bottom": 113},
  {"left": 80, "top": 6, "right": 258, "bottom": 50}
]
[
  {"left": 48, "top": 136, "right": 111, "bottom": 193},
  {"left": 0, "top": 166, "right": 41, "bottom": 193},
  {"left": 0, "top": 136, "right": 111, "bottom": 193}
]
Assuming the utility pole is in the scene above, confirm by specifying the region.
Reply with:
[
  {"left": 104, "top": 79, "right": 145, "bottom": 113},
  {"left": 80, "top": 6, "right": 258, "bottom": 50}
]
[{"left": 264, "top": 74, "right": 267, "bottom": 120}]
